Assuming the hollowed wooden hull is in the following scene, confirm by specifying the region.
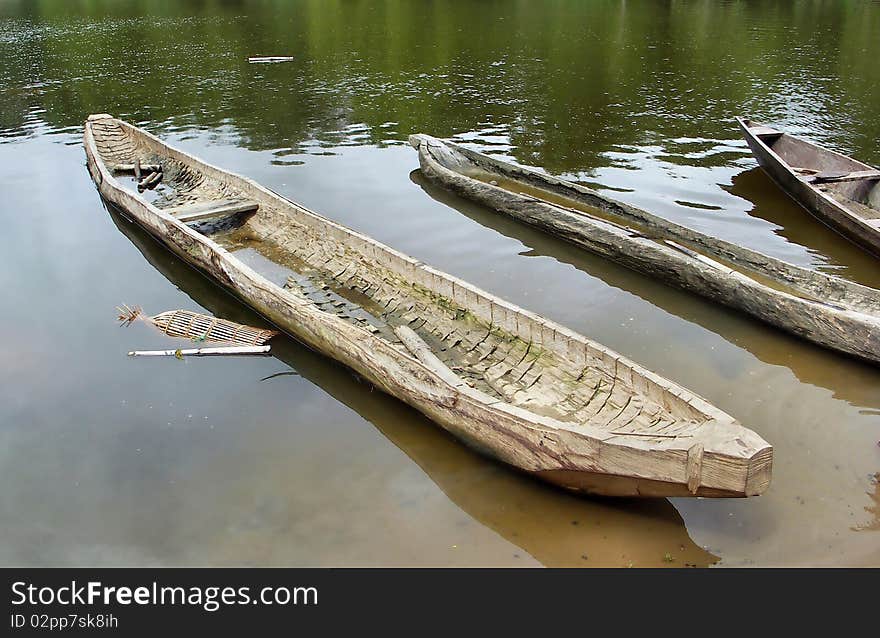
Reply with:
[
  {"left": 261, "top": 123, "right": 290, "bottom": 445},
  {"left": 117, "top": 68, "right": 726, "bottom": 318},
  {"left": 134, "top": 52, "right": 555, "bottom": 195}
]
[
  {"left": 738, "top": 117, "right": 880, "bottom": 256},
  {"left": 84, "top": 114, "right": 771, "bottom": 497},
  {"left": 410, "top": 133, "right": 880, "bottom": 365}
]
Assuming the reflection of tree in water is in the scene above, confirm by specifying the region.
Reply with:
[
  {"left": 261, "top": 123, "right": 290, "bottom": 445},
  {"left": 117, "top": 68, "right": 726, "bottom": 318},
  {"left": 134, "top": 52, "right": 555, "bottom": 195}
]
[
  {"left": 0, "top": 88, "right": 33, "bottom": 140},
  {"left": 1, "top": 0, "right": 879, "bottom": 167}
]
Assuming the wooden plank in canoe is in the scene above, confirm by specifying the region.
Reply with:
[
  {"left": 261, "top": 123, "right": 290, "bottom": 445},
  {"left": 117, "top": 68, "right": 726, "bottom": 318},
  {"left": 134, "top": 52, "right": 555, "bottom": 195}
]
[
  {"left": 394, "top": 325, "right": 467, "bottom": 389},
  {"left": 811, "top": 169, "right": 880, "bottom": 184},
  {"left": 826, "top": 193, "right": 880, "bottom": 221},
  {"left": 749, "top": 125, "right": 782, "bottom": 137},
  {"left": 165, "top": 199, "right": 258, "bottom": 223},
  {"left": 111, "top": 163, "right": 160, "bottom": 173}
]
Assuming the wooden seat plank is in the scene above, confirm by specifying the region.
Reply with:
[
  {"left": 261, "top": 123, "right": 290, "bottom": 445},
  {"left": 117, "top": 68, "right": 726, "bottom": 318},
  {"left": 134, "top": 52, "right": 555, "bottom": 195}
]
[
  {"left": 811, "top": 169, "right": 880, "bottom": 184},
  {"left": 750, "top": 125, "right": 782, "bottom": 137},
  {"left": 166, "top": 199, "right": 258, "bottom": 223}
]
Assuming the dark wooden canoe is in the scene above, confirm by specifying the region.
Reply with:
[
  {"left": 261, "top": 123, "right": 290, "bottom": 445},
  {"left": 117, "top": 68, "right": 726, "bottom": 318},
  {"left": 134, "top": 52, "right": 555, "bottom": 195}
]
[
  {"left": 738, "top": 117, "right": 880, "bottom": 256},
  {"left": 84, "top": 114, "right": 772, "bottom": 497},
  {"left": 409, "top": 134, "right": 880, "bottom": 366}
]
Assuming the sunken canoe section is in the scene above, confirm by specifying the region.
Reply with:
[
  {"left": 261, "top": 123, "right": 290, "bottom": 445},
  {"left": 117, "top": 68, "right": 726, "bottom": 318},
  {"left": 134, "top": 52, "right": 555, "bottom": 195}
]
[
  {"left": 738, "top": 117, "right": 880, "bottom": 257},
  {"left": 84, "top": 114, "right": 771, "bottom": 498},
  {"left": 410, "top": 134, "right": 880, "bottom": 365}
]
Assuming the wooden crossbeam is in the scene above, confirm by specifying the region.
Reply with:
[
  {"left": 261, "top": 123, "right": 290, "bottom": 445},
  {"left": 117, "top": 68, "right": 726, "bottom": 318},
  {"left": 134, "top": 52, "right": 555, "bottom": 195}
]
[
  {"left": 810, "top": 170, "right": 880, "bottom": 184},
  {"left": 393, "top": 325, "right": 466, "bottom": 388},
  {"left": 165, "top": 199, "right": 258, "bottom": 223},
  {"left": 749, "top": 125, "right": 782, "bottom": 137},
  {"left": 111, "top": 163, "right": 161, "bottom": 173}
]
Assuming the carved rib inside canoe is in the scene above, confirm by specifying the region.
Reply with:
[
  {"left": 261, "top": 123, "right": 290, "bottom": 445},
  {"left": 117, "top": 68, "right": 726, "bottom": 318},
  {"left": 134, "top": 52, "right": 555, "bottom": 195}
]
[
  {"left": 409, "top": 133, "right": 880, "bottom": 365},
  {"left": 737, "top": 117, "right": 880, "bottom": 256},
  {"left": 84, "top": 114, "right": 772, "bottom": 498}
]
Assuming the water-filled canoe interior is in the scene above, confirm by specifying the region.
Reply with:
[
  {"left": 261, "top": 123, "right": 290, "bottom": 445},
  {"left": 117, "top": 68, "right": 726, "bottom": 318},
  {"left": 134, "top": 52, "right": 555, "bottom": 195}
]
[{"left": 85, "top": 115, "right": 772, "bottom": 497}]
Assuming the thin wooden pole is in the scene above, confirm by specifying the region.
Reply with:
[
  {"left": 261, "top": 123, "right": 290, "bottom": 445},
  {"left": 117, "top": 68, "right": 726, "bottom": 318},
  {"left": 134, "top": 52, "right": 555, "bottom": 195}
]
[{"left": 128, "top": 346, "right": 271, "bottom": 357}]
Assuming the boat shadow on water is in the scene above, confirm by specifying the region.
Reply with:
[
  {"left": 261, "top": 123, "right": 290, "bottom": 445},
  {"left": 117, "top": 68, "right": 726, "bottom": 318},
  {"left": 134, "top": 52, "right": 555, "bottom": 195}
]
[
  {"left": 409, "top": 169, "right": 880, "bottom": 411},
  {"left": 725, "top": 167, "right": 880, "bottom": 290},
  {"left": 105, "top": 202, "right": 719, "bottom": 567}
]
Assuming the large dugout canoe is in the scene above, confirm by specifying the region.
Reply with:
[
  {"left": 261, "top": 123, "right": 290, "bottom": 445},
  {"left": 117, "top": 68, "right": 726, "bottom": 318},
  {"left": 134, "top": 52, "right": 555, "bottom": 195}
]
[
  {"left": 105, "top": 209, "right": 717, "bottom": 566},
  {"left": 84, "top": 114, "right": 771, "bottom": 498},
  {"left": 738, "top": 117, "right": 880, "bottom": 256},
  {"left": 409, "top": 134, "right": 880, "bottom": 365}
]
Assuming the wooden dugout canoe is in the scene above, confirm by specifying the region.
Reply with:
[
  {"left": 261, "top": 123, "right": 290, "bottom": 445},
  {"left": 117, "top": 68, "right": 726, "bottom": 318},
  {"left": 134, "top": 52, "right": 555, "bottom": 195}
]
[
  {"left": 409, "top": 134, "right": 880, "bottom": 365},
  {"left": 105, "top": 210, "right": 717, "bottom": 566},
  {"left": 84, "top": 114, "right": 771, "bottom": 497},
  {"left": 738, "top": 117, "right": 880, "bottom": 257}
]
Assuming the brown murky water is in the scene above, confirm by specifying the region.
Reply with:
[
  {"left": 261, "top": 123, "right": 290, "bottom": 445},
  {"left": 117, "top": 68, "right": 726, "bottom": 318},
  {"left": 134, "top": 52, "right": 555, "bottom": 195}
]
[{"left": 1, "top": 0, "right": 878, "bottom": 566}]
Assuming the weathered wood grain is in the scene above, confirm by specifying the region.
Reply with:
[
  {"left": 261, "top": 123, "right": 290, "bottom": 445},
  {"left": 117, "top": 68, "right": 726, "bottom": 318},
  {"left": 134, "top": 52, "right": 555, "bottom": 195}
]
[
  {"left": 167, "top": 198, "right": 259, "bottom": 223},
  {"left": 83, "top": 114, "right": 773, "bottom": 498},
  {"left": 410, "top": 133, "right": 880, "bottom": 365}
]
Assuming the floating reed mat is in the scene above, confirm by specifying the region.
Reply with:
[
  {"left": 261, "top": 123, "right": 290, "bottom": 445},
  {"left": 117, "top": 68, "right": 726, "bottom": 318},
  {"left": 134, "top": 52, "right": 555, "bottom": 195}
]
[{"left": 117, "top": 305, "right": 279, "bottom": 346}]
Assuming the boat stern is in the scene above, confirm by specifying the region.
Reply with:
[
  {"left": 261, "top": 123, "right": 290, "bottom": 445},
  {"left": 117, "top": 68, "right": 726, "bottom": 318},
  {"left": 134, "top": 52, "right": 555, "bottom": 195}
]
[
  {"left": 689, "top": 418, "right": 774, "bottom": 497},
  {"left": 532, "top": 415, "right": 773, "bottom": 498}
]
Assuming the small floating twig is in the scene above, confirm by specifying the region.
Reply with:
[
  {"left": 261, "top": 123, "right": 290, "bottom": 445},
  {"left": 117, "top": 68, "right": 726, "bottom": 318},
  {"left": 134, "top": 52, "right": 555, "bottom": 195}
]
[
  {"left": 128, "top": 346, "right": 271, "bottom": 358},
  {"left": 248, "top": 56, "right": 294, "bottom": 63},
  {"left": 117, "top": 304, "right": 144, "bottom": 327},
  {"left": 259, "top": 370, "right": 300, "bottom": 382}
]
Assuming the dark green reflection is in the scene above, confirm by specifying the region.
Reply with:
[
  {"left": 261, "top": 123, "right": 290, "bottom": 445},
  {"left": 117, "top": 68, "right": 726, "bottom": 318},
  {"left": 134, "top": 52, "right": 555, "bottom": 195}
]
[{"left": 2, "top": 0, "right": 879, "bottom": 168}]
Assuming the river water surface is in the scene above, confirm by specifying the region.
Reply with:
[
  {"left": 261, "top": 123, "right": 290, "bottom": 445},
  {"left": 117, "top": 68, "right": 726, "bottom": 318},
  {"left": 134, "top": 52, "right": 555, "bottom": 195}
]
[{"left": 1, "top": 0, "right": 879, "bottom": 567}]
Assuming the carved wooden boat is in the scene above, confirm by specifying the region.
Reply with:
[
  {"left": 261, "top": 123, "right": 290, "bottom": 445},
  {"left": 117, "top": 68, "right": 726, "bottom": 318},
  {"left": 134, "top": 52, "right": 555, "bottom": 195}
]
[
  {"left": 105, "top": 208, "right": 719, "bottom": 566},
  {"left": 410, "top": 134, "right": 880, "bottom": 365},
  {"left": 84, "top": 114, "right": 771, "bottom": 497},
  {"left": 738, "top": 117, "right": 880, "bottom": 256}
]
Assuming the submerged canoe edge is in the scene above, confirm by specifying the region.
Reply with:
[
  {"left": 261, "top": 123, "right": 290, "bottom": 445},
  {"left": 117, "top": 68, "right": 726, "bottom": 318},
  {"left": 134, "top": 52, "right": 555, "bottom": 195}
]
[
  {"left": 84, "top": 114, "right": 772, "bottom": 497},
  {"left": 409, "top": 133, "right": 880, "bottom": 366}
]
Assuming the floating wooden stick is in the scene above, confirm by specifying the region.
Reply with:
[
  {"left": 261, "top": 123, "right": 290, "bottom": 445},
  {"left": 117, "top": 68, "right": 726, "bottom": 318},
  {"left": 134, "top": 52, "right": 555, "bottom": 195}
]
[
  {"left": 117, "top": 305, "right": 279, "bottom": 345},
  {"left": 248, "top": 56, "right": 294, "bottom": 63},
  {"left": 128, "top": 346, "right": 271, "bottom": 358}
]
